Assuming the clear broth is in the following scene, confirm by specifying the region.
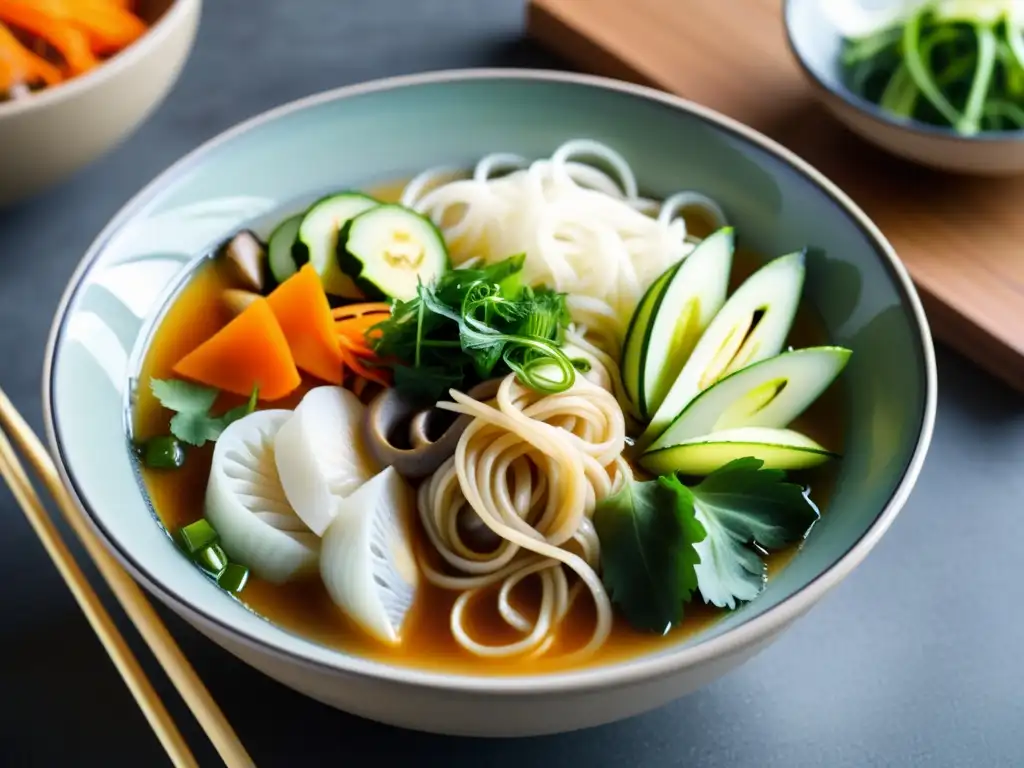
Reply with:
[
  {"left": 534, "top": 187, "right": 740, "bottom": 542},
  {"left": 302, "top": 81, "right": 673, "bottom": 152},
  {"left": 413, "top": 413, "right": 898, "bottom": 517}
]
[{"left": 133, "top": 185, "right": 844, "bottom": 675}]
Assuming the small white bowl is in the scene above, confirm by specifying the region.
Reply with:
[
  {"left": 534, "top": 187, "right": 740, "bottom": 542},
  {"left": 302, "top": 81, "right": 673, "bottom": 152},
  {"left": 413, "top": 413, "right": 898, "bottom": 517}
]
[
  {"left": 0, "top": 0, "right": 201, "bottom": 205},
  {"left": 784, "top": 0, "right": 1024, "bottom": 175}
]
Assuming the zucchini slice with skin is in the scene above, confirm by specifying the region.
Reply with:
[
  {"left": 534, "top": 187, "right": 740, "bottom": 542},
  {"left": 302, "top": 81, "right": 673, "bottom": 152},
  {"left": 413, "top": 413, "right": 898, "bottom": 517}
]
[
  {"left": 294, "top": 192, "right": 378, "bottom": 297},
  {"left": 635, "top": 227, "right": 734, "bottom": 420},
  {"left": 639, "top": 250, "right": 806, "bottom": 449},
  {"left": 339, "top": 204, "right": 450, "bottom": 302},
  {"left": 639, "top": 426, "right": 838, "bottom": 475},
  {"left": 645, "top": 345, "right": 852, "bottom": 453}
]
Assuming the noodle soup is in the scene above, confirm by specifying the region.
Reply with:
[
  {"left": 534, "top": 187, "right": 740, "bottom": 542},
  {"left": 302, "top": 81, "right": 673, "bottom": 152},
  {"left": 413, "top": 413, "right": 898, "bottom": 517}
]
[{"left": 133, "top": 141, "right": 847, "bottom": 674}]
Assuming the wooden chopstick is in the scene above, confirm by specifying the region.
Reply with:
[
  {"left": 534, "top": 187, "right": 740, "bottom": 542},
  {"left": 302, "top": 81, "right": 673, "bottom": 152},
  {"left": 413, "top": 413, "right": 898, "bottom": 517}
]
[
  {"left": 0, "top": 388, "right": 255, "bottom": 768},
  {"left": 0, "top": 427, "right": 199, "bottom": 768}
]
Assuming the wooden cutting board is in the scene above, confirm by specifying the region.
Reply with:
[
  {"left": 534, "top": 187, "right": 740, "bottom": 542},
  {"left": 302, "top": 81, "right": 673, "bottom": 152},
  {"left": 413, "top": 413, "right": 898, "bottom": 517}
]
[{"left": 527, "top": 0, "right": 1024, "bottom": 392}]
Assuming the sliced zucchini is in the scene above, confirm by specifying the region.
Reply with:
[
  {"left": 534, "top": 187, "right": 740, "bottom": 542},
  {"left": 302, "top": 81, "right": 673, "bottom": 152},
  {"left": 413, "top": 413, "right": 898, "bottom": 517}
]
[
  {"left": 339, "top": 204, "right": 450, "bottom": 301},
  {"left": 294, "top": 193, "right": 378, "bottom": 297},
  {"left": 621, "top": 269, "right": 673, "bottom": 420},
  {"left": 645, "top": 346, "right": 852, "bottom": 452},
  {"left": 266, "top": 214, "right": 303, "bottom": 290},
  {"left": 639, "top": 426, "right": 838, "bottom": 476},
  {"left": 637, "top": 227, "right": 734, "bottom": 419},
  {"left": 219, "top": 230, "right": 266, "bottom": 292},
  {"left": 638, "top": 250, "right": 806, "bottom": 449}
]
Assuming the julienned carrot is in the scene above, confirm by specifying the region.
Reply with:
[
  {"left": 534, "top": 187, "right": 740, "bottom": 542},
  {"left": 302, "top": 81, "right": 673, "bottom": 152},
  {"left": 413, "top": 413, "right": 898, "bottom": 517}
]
[
  {"left": 339, "top": 348, "right": 391, "bottom": 387},
  {"left": 0, "top": 0, "right": 147, "bottom": 92},
  {"left": 0, "top": 21, "right": 61, "bottom": 90},
  {"left": 266, "top": 264, "right": 345, "bottom": 385},
  {"left": 173, "top": 298, "right": 301, "bottom": 401},
  {"left": 0, "top": 2, "right": 97, "bottom": 74}
]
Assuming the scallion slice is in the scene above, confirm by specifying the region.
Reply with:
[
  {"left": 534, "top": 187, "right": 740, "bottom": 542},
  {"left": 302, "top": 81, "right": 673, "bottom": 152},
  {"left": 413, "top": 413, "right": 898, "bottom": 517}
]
[
  {"left": 194, "top": 543, "right": 229, "bottom": 577},
  {"left": 178, "top": 518, "right": 218, "bottom": 554},
  {"left": 217, "top": 563, "right": 250, "bottom": 593}
]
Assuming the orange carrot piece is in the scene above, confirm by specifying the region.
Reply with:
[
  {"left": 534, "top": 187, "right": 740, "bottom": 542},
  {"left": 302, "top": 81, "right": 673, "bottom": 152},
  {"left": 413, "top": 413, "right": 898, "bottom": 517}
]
[
  {"left": 0, "top": 2, "right": 97, "bottom": 74},
  {"left": 339, "top": 348, "right": 391, "bottom": 387},
  {"left": 173, "top": 298, "right": 300, "bottom": 401},
  {"left": 0, "top": 21, "right": 61, "bottom": 89},
  {"left": 330, "top": 303, "right": 391, "bottom": 320},
  {"left": 266, "top": 263, "right": 345, "bottom": 385},
  {"left": 337, "top": 334, "right": 375, "bottom": 358}
]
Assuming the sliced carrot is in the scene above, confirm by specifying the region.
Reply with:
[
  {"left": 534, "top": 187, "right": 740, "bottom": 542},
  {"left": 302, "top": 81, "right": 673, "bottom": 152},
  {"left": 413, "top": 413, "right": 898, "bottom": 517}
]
[
  {"left": 266, "top": 263, "right": 345, "bottom": 385},
  {"left": 339, "top": 347, "right": 391, "bottom": 387},
  {"left": 173, "top": 298, "right": 300, "bottom": 401},
  {"left": 337, "top": 333, "right": 374, "bottom": 358},
  {"left": 330, "top": 303, "right": 391, "bottom": 321},
  {"left": 0, "top": 2, "right": 97, "bottom": 74},
  {"left": 0, "top": 21, "right": 60, "bottom": 89}
]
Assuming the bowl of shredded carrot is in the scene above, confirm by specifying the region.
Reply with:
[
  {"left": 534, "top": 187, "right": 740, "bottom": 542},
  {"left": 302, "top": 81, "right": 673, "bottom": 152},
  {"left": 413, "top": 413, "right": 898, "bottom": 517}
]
[{"left": 0, "top": 0, "right": 200, "bottom": 204}]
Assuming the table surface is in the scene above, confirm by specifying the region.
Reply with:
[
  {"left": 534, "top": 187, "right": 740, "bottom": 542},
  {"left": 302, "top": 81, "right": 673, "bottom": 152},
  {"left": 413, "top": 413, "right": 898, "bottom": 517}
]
[{"left": 1, "top": 1, "right": 1021, "bottom": 766}]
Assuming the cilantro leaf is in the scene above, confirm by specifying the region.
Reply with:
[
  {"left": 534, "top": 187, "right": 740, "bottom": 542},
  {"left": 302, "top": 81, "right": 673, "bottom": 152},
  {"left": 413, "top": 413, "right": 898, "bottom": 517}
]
[
  {"left": 593, "top": 475, "right": 706, "bottom": 633},
  {"left": 689, "top": 457, "right": 820, "bottom": 609},
  {"left": 168, "top": 411, "right": 225, "bottom": 447},
  {"left": 151, "top": 378, "right": 259, "bottom": 447},
  {"left": 150, "top": 379, "right": 219, "bottom": 414}
]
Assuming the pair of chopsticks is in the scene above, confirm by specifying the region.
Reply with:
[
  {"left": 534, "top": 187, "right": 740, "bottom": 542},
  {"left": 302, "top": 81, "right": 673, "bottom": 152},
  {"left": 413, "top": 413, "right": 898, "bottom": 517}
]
[{"left": 0, "top": 386, "right": 255, "bottom": 768}]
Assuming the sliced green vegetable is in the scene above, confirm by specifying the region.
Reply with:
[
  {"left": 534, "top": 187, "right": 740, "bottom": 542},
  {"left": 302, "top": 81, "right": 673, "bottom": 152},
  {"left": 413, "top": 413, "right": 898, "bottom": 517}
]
[
  {"left": 194, "top": 543, "right": 229, "bottom": 577},
  {"left": 265, "top": 214, "right": 303, "bottom": 290},
  {"left": 593, "top": 475, "right": 706, "bottom": 633},
  {"left": 339, "top": 203, "right": 450, "bottom": 301},
  {"left": 217, "top": 563, "right": 250, "bottom": 593},
  {"left": 295, "top": 192, "right": 379, "bottom": 297},
  {"left": 141, "top": 435, "right": 186, "bottom": 470},
  {"left": 639, "top": 427, "right": 838, "bottom": 476},
  {"left": 178, "top": 518, "right": 218, "bottom": 554}
]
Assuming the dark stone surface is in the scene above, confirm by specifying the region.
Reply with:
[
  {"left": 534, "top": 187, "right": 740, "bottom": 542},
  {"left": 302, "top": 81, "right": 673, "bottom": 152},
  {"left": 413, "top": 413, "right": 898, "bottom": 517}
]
[{"left": 1, "top": 1, "right": 1020, "bottom": 765}]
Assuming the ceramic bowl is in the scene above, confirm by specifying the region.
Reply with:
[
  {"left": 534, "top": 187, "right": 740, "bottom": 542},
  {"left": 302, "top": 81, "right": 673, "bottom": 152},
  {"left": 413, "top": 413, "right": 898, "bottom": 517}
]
[
  {"left": 43, "top": 69, "right": 936, "bottom": 737},
  {"left": 784, "top": 0, "right": 1024, "bottom": 175},
  {"left": 0, "top": 0, "right": 201, "bottom": 206}
]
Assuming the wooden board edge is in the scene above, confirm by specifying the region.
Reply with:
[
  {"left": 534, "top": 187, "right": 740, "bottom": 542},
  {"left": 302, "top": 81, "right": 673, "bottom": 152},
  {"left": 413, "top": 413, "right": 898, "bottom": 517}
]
[{"left": 526, "top": 0, "right": 655, "bottom": 86}]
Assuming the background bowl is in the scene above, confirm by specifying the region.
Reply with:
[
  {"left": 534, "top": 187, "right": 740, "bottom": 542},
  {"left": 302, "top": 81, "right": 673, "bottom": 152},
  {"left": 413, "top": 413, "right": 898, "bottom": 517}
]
[
  {"left": 0, "top": 0, "right": 201, "bottom": 206},
  {"left": 43, "top": 70, "right": 935, "bottom": 737},
  {"left": 784, "top": 0, "right": 1024, "bottom": 175}
]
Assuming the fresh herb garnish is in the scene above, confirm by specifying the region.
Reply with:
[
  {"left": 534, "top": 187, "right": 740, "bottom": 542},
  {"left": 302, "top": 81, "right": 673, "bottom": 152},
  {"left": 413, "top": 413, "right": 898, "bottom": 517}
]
[
  {"left": 593, "top": 474, "right": 706, "bottom": 633},
  {"left": 687, "top": 457, "right": 819, "bottom": 609},
  {"left": 150, "top": 379, "right": 259, "bottom": 447},
  {"left": 594, "top": 458, "right": 820, "bottom": 632},
  {"left": 371, "top": 254, "right": 576, "bottom": 404}
]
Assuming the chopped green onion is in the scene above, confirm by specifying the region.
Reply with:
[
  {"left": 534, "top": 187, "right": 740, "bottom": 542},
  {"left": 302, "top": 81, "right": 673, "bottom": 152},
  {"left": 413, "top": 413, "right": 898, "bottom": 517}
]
[
  {"left": 217, "top": 563, "right": 250, "bottom": 593},
  {"left": 571, "top": 357, "right": 593, "bottom": 373},
  {"left": 141, "top": 435, "right": 186, "bottom": 470},
  {"left": 178, "top": 518, "right": 218, "bottom": 554},
  {"left": 194, "top": 543, "right": 229, "bottom": 577}
]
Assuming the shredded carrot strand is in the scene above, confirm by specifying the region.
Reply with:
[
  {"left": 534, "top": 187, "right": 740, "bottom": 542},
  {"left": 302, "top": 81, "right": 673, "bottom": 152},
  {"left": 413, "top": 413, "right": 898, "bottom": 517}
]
[{"left": 0, "top": 0, "right": 147, "bottom": 95}]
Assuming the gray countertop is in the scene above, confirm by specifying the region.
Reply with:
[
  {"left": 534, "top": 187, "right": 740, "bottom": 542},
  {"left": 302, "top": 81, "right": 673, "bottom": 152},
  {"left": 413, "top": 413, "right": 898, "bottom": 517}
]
[{"left": 1, "top": 1, "right": 1021, "bottom": 765}]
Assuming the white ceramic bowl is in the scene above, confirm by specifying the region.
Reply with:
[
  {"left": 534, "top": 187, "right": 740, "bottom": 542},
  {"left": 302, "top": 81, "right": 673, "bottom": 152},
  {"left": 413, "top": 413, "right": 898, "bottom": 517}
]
[
  {"left": 0, "top": 0, "right": 201, "bottom": 205},
  {"left": 785, "top": 0, "right": 1024, "bottom": 175},
  {"left": 44, "top": 70, "right": 936, "bottom": 737}
]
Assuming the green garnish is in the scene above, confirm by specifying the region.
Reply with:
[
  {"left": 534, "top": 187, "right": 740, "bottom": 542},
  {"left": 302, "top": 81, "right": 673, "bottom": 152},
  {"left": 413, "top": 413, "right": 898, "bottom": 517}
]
[
  {"left": 594, "top": 458, "right": 819, "bottom": 631},
  {"left": 688, "top": 458, "right": 819, "bottom": 609},
  {"left": 140, "top": 435, "right": 186, "bottom": 470},
  {"left": 150, "top": 379, "right": 259, "bottom": 447},
  {"left": 841, "top": 0, "right": 1024, "bottom": 134},
  {"left": 593, "top": 474, "right": 706, "bottom": 634},
  {"left": 371, "top": 254, "right": 576, "bottom": 404},
  {"left": 175, "top": 518, "right": 250, "bottom": 594},
  {"left": 178, "top": 518, "right": 218, "bottom": 554},
  {"left": 217, "top": 563, "right": 250, "bottom": 593},
  {"left": 194, "top": 543, "right": 229, "bottom": 577}
]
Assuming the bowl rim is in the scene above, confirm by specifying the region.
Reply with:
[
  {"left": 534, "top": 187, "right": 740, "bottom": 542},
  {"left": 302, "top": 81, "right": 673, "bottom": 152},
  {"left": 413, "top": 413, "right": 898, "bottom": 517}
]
[
  {"left": 0, "top": 0, "right": 200, "bottom": 118},
  {"left": 42, "top": 67, "right": 937, "bottom": 695},
  {"left": 782, "top": 0, "right": 1024, "bottom": 143}
]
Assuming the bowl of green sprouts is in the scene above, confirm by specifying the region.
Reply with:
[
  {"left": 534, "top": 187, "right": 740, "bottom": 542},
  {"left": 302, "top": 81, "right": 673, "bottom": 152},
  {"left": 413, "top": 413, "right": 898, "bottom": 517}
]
[{"left": 785, "top": 0, "right": 1024, "bottom": 174}]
